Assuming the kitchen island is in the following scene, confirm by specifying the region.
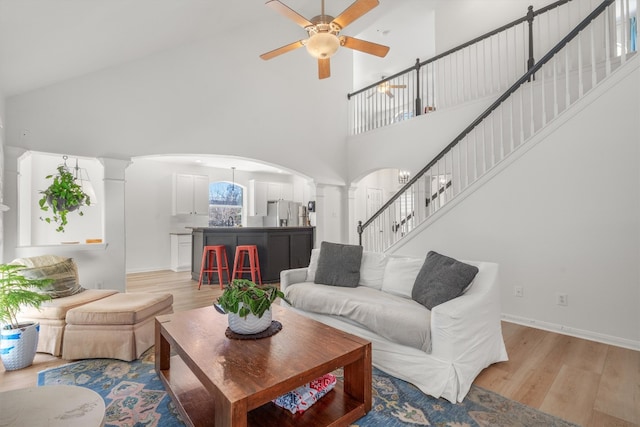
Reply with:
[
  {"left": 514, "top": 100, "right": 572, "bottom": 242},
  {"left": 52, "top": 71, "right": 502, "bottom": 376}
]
[{"left": 191, "top": 227, "right": 314, "bottom": 283}]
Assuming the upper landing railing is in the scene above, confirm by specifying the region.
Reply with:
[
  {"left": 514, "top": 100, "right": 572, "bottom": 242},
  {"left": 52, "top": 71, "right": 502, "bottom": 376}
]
[
  {"left": 357, "top": 0, "right": 637, "bottom": 252},
  {"left": 347, "top": 0, "right": 616, "bottom": 135}
]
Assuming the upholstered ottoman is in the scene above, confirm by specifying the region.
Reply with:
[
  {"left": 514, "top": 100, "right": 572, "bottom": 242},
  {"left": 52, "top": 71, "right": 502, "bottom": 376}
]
[
  {"left": 62, "top": 292, "right": 173, "bottom": 361},
  {"left": 18, "top": 289, "right": 119, "bottom": 356}
]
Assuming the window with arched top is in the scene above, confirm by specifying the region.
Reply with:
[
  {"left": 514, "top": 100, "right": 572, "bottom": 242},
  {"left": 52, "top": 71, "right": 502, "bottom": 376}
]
[{"left": 208, "top": 182, "right": 243, "bottom": 227}]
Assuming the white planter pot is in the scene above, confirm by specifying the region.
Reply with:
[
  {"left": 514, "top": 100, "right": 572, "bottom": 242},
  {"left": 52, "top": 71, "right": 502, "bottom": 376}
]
[
  {"left": 0, "top": 322, "right": 39, "bottom": 371},
  {"left": 228, "top": 308, "right": 272, "bottom": 335}
]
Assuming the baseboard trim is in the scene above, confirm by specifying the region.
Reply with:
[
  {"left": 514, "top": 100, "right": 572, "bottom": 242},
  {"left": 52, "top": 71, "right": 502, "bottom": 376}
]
[
  {"left": 502, "top": 313, "right": 640, "bottom": 351},
  {"left": 125, "top": 266, "right": 173, "bottom": 274}
]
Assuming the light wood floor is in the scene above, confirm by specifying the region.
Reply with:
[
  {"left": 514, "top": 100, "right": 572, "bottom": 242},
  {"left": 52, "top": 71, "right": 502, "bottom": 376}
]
[{"left": 1, "top": 270, "right": 638, "bottom": 426}]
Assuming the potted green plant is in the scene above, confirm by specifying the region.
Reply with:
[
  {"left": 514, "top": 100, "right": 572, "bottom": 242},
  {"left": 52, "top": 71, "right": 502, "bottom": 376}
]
[
  {"left": 215, "top": 279, "right": 289, "bottom": 334},
  {"left": 38, "top": 165, "right": 91, "bottom": 232},
  {"left": 0, "top": 264, "right": 53, "bottom": 370}
]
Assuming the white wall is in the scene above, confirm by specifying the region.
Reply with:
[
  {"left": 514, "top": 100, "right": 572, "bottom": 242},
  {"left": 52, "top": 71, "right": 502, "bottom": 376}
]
[
  {"left": 392, "top": 60, "right": 640, "bottom": 347},
  {"left": 354, "top": 1, "right": 437, "bottom": 88}
]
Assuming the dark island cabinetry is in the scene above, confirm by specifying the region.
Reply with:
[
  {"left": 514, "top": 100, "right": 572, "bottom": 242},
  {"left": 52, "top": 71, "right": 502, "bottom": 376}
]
[{"left": 191, "top": 227, "right": 315, "bottom": 283}]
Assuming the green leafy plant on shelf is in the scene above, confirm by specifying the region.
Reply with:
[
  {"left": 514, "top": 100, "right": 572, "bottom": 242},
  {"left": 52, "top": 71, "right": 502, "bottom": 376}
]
[
  {"left": 38, "top": 165, "right": 91, "bottom": 232},
  {"left": 216, "top": 279, "right": 289, "bottom": 319},
  {"left": 0, "top": 264, "right": 52, "bottom": 329}
]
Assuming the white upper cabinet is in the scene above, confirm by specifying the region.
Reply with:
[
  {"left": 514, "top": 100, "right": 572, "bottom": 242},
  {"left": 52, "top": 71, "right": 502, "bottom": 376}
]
[
  {"left": 174, "top": 173, "right": 209, "bottom": 215},
  {"left": 267, "top": 182, "right": 293, "bottom": 201}
]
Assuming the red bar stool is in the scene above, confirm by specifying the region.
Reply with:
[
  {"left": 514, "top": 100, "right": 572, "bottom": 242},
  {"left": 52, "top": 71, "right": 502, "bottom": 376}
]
[
  {"left": 232, "top": 245, "right": 262, "bottom": 285},
  {"left": 198, "top": 245, "right": 231, "bottom": 290}
]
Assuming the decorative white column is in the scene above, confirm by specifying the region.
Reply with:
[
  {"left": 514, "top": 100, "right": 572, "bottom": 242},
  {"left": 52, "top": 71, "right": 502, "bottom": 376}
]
[
  {"left": 2, "top": 146, "right": 27, "bottom": 262},
  {"left": 98, "top": 157, "right": 131, "bottom": 292},
  {"left": 346, "top": 185, "right": 358, "bottom": 245},
  {"left": 313, "top": 184, "right": 326, "bottom": 246}
]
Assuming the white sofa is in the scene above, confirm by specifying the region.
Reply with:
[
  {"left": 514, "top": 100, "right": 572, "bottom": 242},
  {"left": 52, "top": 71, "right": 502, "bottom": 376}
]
[{"left": 280, "top": 249, "right": 508, "bottom": 403}]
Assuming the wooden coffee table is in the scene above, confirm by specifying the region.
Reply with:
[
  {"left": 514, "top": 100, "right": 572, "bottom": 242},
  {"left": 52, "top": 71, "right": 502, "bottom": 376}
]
[{"left": 155, "top": 305, "right": 371, "bottom": 427}]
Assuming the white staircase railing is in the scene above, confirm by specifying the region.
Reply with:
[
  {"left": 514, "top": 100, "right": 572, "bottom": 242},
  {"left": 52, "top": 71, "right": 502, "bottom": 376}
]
[
  {"left": 348, "top": 0, "right": 634, "bottom": 136},
  {"left": 358, "top": 0, "right": 637, "bottom": 252}
]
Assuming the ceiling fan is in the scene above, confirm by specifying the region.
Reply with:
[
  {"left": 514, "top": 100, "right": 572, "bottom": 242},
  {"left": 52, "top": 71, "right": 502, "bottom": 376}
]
[
  {"left": 368, "top": 79, "right": 407, "bottom": 98},
  {"left": 259, "top": 0, "right": 390, "bottom": 79}
]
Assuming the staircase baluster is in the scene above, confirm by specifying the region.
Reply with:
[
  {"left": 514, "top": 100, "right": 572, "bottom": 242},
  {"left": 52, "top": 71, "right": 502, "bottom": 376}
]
[
  {"left": 605, "top": 6, "right": 612, "bottom": 75},
  {"left": 578, "top": 33, "right": 585, "bottom": 96},
  {"left": 590, "top": 20, "right": 597, "bottom": 89},
  {"left": 541, "top": 63, "right": 548, "bottom": 127},
  {"left": 565, "top": 47, "right": 571, "bottom": 108},
  {"left": 553, "top": 56, "right": 559, "bottom": 116},
  {"left": 620, "top": 0, "right": 628, "bottom": 63}
]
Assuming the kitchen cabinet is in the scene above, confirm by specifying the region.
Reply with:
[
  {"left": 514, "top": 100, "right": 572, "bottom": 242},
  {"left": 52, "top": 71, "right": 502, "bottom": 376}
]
[
  {"left": 174, "top": 173, "right": 209, "bottom": 215},
  {"left": 267, "top": 182, "right": 293, "bottom": 201},
  {"left": 170, "top": 234, "right": 192, "bottom": 272},
  {"left": 249, "top": 180, "right": 268, "bottom": 216},
  {"left": 249, "top": 180, "right": 295, "bottom": 217}
]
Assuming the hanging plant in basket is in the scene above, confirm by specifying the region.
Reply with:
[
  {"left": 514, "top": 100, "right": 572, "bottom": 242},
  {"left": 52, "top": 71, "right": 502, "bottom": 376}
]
[{"left": 38, "top": 163, "right": 91, "bottom": 233}]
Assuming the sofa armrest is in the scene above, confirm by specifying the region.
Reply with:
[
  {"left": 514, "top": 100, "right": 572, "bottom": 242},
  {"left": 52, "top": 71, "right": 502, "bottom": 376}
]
[
  {"left": 429, "top": 262, "right": 504, "bottom": 362},
  {"left": 280, "top": 268, "right": 308, "bottom": 293}
]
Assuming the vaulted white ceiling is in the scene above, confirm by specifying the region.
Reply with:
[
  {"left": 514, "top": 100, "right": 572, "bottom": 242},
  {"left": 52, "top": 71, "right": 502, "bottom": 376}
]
[{"left": 0, "top": 0, "right": 435, "bottom": 97}]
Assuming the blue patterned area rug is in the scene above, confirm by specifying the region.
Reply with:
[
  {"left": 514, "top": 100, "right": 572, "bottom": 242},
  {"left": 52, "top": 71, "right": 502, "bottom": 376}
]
[{"left": 38, "top": 349, "right": 577, "bottom": 427}]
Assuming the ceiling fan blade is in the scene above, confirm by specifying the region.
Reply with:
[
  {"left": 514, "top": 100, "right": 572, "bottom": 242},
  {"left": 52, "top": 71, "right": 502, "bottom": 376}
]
[
  {"left": 385, "top": 90, "right": 394, "bottom": 98},
  {"left": 388, "top": 85, "right": 407, "bottom": 89},
  {"left": 332, "top": 0, "right": 379, "bottom": 29},
  {"left": 260, "top": 40, "right": 305, "bottom": 60},
  {"left": 318, "top": 58, "right": 330, "bottom": 79},
  {"left": 265, "top": 0, "right": 313, "bottom": 28},
  {"left": 340, "top": 36, "right": 389, "bottom": 57}
]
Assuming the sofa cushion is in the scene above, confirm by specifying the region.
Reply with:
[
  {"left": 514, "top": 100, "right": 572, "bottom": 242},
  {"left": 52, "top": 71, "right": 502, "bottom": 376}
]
[
  {"left": 285, "top": 282, "right": 431, "bottom": 352},
  {"left": 17, "top": 289, "right": 118, "bottom": 320},
  {"left": 12, "top": 256, "right": 85, "bottom": 299},
  {"left": 380, "top": 256, "right": 424, "bottom": 298},
  {"left": 412, "top": 251, "right": 479, "bottom": 310},
  {"left": 66, "top": 292, "right": 173, "bottom": 325},
  {"left": 314, "top": 242, "right": 363, "bottom": 287},
  {"left": 358, "top": 251, "right": 387, "bottom": 290}
]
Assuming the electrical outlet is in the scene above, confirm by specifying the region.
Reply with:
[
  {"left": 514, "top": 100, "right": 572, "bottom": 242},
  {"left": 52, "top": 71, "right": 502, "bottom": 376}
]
[
  {"left": 514, "top": 286, "right": 524, "bottom": 297},
  {"left": 557, "top": 293, "right": 568, "bottom": 306}
]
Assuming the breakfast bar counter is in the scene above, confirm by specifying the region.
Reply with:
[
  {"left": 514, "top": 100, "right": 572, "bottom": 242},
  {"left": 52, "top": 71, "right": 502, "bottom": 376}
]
[{"left": 191, "top": 227, "right": 315, "bottom": 283}]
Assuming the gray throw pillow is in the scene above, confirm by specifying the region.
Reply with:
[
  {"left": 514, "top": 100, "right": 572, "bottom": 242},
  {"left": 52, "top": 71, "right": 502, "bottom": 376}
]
[
  {"left": 314, "top": 241, "right": 363, "bottom": 287},
  {"left": 412, "top": 251, "right": 479, "bottom": 310}
]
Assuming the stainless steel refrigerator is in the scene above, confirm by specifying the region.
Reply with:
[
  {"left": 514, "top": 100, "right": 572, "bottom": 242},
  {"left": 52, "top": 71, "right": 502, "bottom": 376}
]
[{"left": 265, "top": 200, "right": 301, "bottom": 227}]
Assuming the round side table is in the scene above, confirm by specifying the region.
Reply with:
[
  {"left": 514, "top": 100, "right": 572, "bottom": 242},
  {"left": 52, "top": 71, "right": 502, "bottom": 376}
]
[{"left": 0, "top": 385, "right": 105, "bottom": 427}]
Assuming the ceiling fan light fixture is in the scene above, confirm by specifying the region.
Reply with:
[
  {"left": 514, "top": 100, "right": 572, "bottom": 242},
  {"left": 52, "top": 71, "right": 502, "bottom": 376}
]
[{"left": 305, "top": 32, "right": 340, "bottom": 59}]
